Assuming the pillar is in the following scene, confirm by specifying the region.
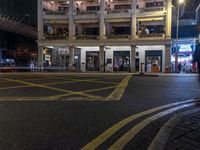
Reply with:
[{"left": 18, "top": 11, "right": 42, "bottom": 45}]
[
  {"left": 131, "top": 0, "right": 137, "bottom": 40},
  {"left": 130, "top": 45, "right": 136, "bottom": 72},
  {"left": 69, "top": 0, "right": 75, "bottom": 40},
  {"left": 100, "top": 0, "right": 106, "bottom": 40},
  {"left": 165, "top": 44, "right": 171, "bottom": 72},
  {"left": 38, "top": 46, "right": 44, "bottom": 71},
  {"left": 99, "top": 46, "right": 105, "bottom": 72},
  {"left": 69, "top": 47, "right": 75, "bottom": 70},
  {"left": 165, "top": 0, "right": 172, "bottom": 39},
  {"left": 38, "top": 0, "right": 43, "bottom": 40}
]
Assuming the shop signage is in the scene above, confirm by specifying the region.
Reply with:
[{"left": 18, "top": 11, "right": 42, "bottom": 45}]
[
  {"left": 178, "top": 44, "right": 193, "bottom": 53},
  {"left": 45, "top": 55, "right": 51, "bottom": 61}
]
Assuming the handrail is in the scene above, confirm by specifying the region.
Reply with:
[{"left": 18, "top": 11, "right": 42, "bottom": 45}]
[
  {"left": 107, "top": 35, "right": 130, "bottom": 39},
  {"left": 138, "top": 33, "right": 164, "bottom": 38},
  {"left": 76, "top": 10, "right": 98, "bottom": 15},
  {"left": 76, "top": 35, "right": 98, "bottom": 40},
  {"left": 139, "top": 7, "right": 164, "bottom": 13},
  {"left": 44, "top": 10, "right": 67, "bottom": 15},
  {"left": 107, "top": 9, "right": 130, "bottom": 14}
]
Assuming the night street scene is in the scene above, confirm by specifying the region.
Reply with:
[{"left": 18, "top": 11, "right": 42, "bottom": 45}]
[{"left": 0, "top": 0, "right": 200, "bottom": 150}]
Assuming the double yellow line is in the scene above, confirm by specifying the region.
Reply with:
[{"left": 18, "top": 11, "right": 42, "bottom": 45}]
[{"left": 81, "top": 99, "right": 199, "bottom": 150}]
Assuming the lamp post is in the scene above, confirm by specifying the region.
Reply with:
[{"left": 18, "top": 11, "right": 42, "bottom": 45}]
[{"left": 175, "top": 0, "right": 184, "bottom": 73}]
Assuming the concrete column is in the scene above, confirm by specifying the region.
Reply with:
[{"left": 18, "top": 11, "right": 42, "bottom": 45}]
[
  {"left": 38, "top": 46, "right": 44, "bottom": 71},
  {"left": 130, "top": 45, "right": 136, "bottom": 72},
  {"left": 69, "top": 47, "right": 75, "bottom": 69},
  {"left": 99, "top": 46, "right": 105, "bottom": 72},
  {"left": 100, "top": 0, "right": 106, "bottom": 40},
  {"left": 131, "top": 0, "right": 137, "bottom": 40},
  {"left": 165, "top": 45, "right": 171, "bottom": 70},
  {"left": 38, "top": 0, "right": 44, "bottom": 39},
  {"left": 77, "top": 24, "right": 82, "bottom": 36},
  {"left": 69, "top": 0, "right": 75, "bottom": 40},
  {"left": 165, "top": 0, "right": 172, "bottom": 39}
]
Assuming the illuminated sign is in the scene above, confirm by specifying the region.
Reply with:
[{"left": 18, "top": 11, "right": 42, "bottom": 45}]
[
  {"left": 45, "top": 55, "right": 51, "bottom": 61},
  {"left": 178, "top": 44, "right": 193, "bottom": 53}
]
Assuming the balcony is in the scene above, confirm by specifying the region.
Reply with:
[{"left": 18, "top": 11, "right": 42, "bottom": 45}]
[
  {"left": 137, "top": 33, "right": 165, "bottom": 39},
  {"left": 44, "top": 10, "right": 67, "bottom": 15},
  {"left": 106, "top": 35, "right": 130, "bottom": 40},
  {"left": 76, "top": 35, "right": 98, "bottom": 40},
  {"left": 139, "top": 7, "right": 165, "bottom": 14},
  {"left": 106, "top": 9, "right": 131, "bottom": 18},
  {"left": 75, "top": 10, "right": 99, "bottom": 20},
  {"left": 44, "top": 35, "right": 68, "bottom": 40},
  {"left": 43, "top": 10, "right": 68, "bottom": 20},
  {"left": 107, "top": 9, "right": 130, "bottom": 14}
]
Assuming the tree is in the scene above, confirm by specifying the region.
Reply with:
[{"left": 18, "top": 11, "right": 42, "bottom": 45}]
[{"left": 193, "top": 44, "right": 200, "bottom": 73}]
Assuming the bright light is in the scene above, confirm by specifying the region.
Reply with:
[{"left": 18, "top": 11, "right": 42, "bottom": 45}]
[{"left": 179, "top": 0, "right": 184, "bottom": 4}]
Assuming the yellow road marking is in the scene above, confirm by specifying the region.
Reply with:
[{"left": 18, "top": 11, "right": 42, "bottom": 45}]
[
  {"left": 109, "top": 103, "right": 197, "bottom": 150},
  {"left": 81, "top": 99, "right": 196, "bottom": 150},
  {"left": 43, "top": 79, "right": 97, "bottom": 86},
  {"left": 52, "top": 85, "right": 117, "bottom": 100},
  {"left": 0, "top": 85, "right": 31, "bottom": 90},
  {"left": 106, "top": 76, "right": 132, "bottom": 101},
  {"left": 2, "top": 78, "right": 103, "bottom": 99}
]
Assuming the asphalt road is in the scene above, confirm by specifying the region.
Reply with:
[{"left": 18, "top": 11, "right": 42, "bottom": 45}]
[{"left": 0, "top": 73, "right": 199, "bottom": 150}]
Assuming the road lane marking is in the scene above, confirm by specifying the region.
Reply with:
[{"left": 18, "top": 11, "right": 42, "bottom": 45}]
[
  {"left": 106, "top": 76, "right": 131, "bottom": 101},
  {"left": 43, "top": 79, "right": 97, "bottom": 86},
  {"left": 0, "top": 85, "right": 31, "bottom": 90},
  {"left": 2, "top": 78, "right": 103, "bottom": 99},
  {"left": 109, "top": 103, "right": 198, "bottom": 150},
  {"left": 52, "top": 85, "right": 117, "bottom": 100},
  {"left": 81, "top": 99, "right": 196, "bottom": 150}
]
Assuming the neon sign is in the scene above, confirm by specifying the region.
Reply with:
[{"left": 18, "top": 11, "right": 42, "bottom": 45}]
[{"left": 179, "top": 44, "right": 193, "bottom": 53}]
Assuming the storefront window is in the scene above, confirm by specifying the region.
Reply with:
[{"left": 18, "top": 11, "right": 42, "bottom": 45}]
[
  {"left": 145, "top": 50, "right": 162, "bottom": 73},
  {"left": 86, "top": 51, "right": 99, "bottom": 71},
  {"left": 113, "top": 51, "right": 130, "bottom": 71}
]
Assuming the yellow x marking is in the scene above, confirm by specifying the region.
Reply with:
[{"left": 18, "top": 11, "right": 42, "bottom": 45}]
[{"left": 2, "top": 78, "right": 103, "bottom": 99}]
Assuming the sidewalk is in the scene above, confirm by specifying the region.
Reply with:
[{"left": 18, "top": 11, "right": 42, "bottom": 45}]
[{"left": 164, "top": 107, "right": 200, "bottom": 150}]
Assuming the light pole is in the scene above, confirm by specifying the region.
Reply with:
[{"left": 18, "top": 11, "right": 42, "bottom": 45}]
[{"left": 175, "top": 0, "right": 184, "bottom": 73}]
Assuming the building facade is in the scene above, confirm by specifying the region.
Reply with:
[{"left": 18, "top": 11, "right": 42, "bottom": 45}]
[{"left": 38, "top": 0, "right": 172, "bottom": 72}]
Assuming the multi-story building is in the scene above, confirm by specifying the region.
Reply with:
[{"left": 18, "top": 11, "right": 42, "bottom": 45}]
[
  {"left": 0, "top": 0, "right": 37, "bottom": 68},
  {"left": 38, "top": 0, "right": 172, "bottom": 72}
]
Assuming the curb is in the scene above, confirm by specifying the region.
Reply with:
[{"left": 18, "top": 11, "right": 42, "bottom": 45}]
[{"left": 148, "top": 103, "right": 200, "bottom": 150}]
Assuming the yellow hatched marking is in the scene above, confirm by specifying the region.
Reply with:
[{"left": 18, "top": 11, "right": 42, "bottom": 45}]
[
  {"left": 52, "top": 85, "right": 117, "bottom": 100},
  {"left": 106, "top": 76, "right": 132, "bottom": 101},
  {"left": 2, "top": 78, "right": 103, "bottom": 99}
]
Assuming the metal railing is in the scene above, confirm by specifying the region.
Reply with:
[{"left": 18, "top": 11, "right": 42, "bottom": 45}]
[
  {"left": 44, "top": 34, "right": 68, "bottom": 40},
  {"left": 76, "top": 35, "right": 98, "bottom": 40},
  {"left": 107, "top": 35, "right": 130, "bottom": 39},
  {"left": 44, "top": 10, "right": 67, "bottom": 15},
  {"left": 139, "top": 7, "right": 164, "bottom": 13},
  {"left": 76, "top": 10, "right": 98, "bottom": 15},
  {"left": 107, "top": 9, "right": 130, "bottom": 14},
  {"left": 138, "top": 33, "right": 165, "bottom": 38}
]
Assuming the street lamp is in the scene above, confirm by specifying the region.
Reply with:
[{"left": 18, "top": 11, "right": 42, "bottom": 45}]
[{"left": 175, "top": 0, "right": 184, "bottom": 73}]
